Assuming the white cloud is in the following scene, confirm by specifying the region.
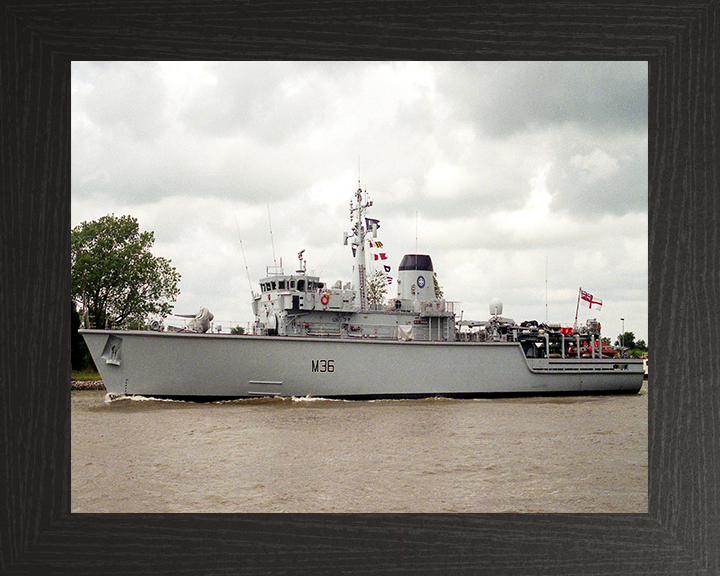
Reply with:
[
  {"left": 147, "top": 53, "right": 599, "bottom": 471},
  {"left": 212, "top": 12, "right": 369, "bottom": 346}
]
[
  {"left": 424, "top": 162, "right": 475, "bottom": 200},
  {"left": 570, "top": 147, "right": 620, "bottom": 183}
]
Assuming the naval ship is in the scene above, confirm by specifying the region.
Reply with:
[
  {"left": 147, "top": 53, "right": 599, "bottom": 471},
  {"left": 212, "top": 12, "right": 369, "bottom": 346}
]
[{"left": 80, "top": 185, "right": 644, "bottom": 400}]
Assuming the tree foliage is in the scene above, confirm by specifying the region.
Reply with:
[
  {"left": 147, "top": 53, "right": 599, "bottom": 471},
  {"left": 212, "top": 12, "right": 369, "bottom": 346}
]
[
  {"left": 71, "top": 214, "right": 181, "bottom": 328},
  {"left": 614, "top": 331, "right": 636, "bottom": 350},
  {"left": 433, "top": 272, "right": 444, "bottom": 299},
  {"left": 366, "top": 269, "right": 389, "bottom": 306},
  {"left": 71, "top": 303, "right": 95, "bottom": 371},
  {"left": 613, "top": 331, "right": 648, "bottom": 357}
]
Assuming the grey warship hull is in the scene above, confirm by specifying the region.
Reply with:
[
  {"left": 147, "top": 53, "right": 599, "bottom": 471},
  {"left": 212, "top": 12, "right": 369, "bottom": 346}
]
[{"left": 80, "top": 329, "right": 644, "bottom": 400}]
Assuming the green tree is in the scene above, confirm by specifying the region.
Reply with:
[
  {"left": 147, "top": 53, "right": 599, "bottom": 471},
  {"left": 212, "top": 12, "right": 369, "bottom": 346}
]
[
  {"left": 72, "top": 214, "right": 181, "bottom": 328},
  {"left": 366, "top": 269, "right": 389, "bottom": 306},
  {"left": 433, "top": 272, "right": 444, "bottom": 299},
  {"left": 71, "top": 302, "right": 95, "bottom": 371},
  {"left": 615, "top": 331, "right": 636, "bottom": 350}
]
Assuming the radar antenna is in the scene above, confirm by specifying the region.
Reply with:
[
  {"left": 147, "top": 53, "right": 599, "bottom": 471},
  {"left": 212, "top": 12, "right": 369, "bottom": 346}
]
[{"left": 297, "top": 249, "right": 306, "bottom": 273}]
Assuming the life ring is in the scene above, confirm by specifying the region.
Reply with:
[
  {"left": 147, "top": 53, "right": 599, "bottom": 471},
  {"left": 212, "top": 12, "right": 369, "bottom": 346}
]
[{"left": 320, "top": 292, "right": 330, "bottom": 305}]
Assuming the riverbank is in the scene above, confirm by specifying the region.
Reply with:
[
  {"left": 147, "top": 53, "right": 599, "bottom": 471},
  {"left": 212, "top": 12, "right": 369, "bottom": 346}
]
[{"left": 72, "top": 380, "right": 105, "bottom": 390}]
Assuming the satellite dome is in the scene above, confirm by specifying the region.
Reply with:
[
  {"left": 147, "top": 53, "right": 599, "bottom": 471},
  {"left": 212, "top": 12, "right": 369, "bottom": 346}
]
[{"left": 489, "top": 298, "right": 503, "bottom": 316}]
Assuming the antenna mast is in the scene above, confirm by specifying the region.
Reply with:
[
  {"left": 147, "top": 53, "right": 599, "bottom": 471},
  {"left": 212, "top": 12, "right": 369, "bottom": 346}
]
[
  {"left": 415, "top": 210, "right": 419, "bottom": 302},
  {"left": 235, "top": 216, "right": 255, "bottom": 298},
  {"left": 267, "top": 202, "right": 277, "bottom": 269},
  {"left": 348, "top": 184, "right": 372, "bottom": 310},
  {"left": 545, "top": 256, "right": 548, "bottom": 324},
  {"left": 415, "top": 210, "right": 419, "bottom": 255}
]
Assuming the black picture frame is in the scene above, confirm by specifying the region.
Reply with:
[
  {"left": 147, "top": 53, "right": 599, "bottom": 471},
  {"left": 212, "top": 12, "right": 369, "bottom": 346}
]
[{"left": 2, "top": 2, "right": 716, "bottom": 574}]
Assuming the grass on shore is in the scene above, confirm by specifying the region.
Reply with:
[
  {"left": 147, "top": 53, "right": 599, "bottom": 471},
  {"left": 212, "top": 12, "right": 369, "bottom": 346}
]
[{"left": 71, "top": 369, "right": 102, "bottom": 381}]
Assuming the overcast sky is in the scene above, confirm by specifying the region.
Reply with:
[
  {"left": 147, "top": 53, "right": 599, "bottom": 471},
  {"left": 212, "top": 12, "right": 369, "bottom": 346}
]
[{"left": 71, "top": 61, "right": 647, "bottom": 344}]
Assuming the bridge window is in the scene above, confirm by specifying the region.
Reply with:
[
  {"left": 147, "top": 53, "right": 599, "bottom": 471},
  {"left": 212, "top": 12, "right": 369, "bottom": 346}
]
[{"left": 297, "top": 279, "right": 305, "bottom": 291}]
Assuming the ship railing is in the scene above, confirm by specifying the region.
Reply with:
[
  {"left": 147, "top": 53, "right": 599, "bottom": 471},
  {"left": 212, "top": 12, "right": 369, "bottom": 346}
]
[
  {"left": 444, "top": 300, "right": 459, "bottom": 314},
  {"left": 305, "top": 323, "right": 342, "bottom": 337},
  {"left": 343, "top": 324, "right": 402, "bottom": 340},
  {"left": 418, "top": 300, "right": 459, "bottom": 316},
  {"left": 527, "top": 362, "right": 625, "bottom": 373}
]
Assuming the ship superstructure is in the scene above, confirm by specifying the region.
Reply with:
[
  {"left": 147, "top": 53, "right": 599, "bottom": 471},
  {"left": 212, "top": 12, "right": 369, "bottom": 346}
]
[{"left": 251, "top": 185, "right": 457, "bottom": 342}]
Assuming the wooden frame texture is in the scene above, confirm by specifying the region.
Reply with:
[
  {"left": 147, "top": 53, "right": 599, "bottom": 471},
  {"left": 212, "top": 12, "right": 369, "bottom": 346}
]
[{"left": 1, "top": 2, "right": 717, "bottom": 574}]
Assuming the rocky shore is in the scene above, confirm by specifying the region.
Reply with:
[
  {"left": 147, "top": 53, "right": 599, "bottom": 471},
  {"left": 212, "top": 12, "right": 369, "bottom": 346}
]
[{"left": 71, "top": 380, "right": 106, "bottom": 391}]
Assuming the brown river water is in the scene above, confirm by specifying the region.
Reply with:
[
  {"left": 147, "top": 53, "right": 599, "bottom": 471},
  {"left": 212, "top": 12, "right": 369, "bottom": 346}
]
[{"left": 71, "top": 382, "right": 647, "bottom": 513}]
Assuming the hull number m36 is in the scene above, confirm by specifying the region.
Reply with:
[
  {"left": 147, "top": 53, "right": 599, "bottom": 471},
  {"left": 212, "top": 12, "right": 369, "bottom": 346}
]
[{"left": 311, "top": 359, "right": 335, "bottom": 373}]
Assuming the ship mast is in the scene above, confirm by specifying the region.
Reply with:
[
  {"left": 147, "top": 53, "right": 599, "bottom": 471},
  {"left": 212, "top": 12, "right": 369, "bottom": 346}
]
[{"left": 348, "top": 182, "right": 373, "bottom": 310}]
